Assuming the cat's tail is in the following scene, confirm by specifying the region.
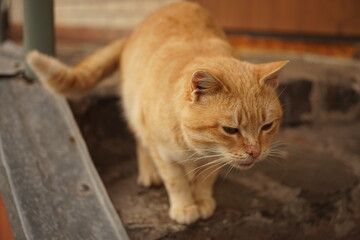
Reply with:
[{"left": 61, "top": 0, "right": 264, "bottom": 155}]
[{"left": 26, "top": 38, "right": 126, "bottom": 97}]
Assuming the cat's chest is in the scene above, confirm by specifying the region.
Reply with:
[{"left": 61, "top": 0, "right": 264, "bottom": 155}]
[{"left": 157, "top": 145, "right": 198, "bottom": 163}]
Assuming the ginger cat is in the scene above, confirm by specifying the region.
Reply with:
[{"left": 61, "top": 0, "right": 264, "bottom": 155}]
[{"left": 27, "top": 2, "right": 288, "bottom": 224}]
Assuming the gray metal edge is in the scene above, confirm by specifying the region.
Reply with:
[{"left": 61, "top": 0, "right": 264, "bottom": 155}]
[{"left": 0, "top": 79, "right": 130, "bottom": 240}]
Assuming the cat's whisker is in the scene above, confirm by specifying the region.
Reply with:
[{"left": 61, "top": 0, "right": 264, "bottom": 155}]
[
  {"left": 189, "top": 153, "right": 224, "bottom": 162},
  {"left": 271, "top": 142, "right": 288, "bottom": 147},
  {"left": 190, "top": 160, "right": 225, "bottom": 183},
  {"left": 221, "top": 162, "right": 235, "bottom": 183},
  {"left": 207, "top": 160, "right": 230, "bottom": 178},
  {"left": 172, "top": 149, "right": 193, "bottom": 152},
  {"left": 266, "top": 156, "right": 285, "bottom": 170},
  {"left": 181, "top": 150, "right": 211, "bottom": 163},
  {"left": 268, "top": 145, "right": 287, "bottom": 151},
  {"left": 194, "top": 157, "right": 227, "bottom": 176},
  {"left": 201, "top": 160, "right": 230, "bottom": 184},
  {"left": 181, "top": 152, "right": 224, "bottom": 163},
  {"left": 268, "top": 154, "right": 287, "bottom": 158},
  {"left": 268, "top": 150, "right": 287, "bottom": 155},
  {"left": 191, "top": 161, "right": 224, "bottom": 182},
  {"left": 267, "top": 150, "right": 288, "bottom": 156},
  {"left": 272, "top": 141, "right": 299, "bottom": 151},
  {"left": 174, "top": 148, "right": 220, "bottom": 162},
  {"left": 186, "top": 159, "right": 224, "bottom": 176},
  {"left": 271, "top": 139, "right": 288, "bottom": 144},
  {"left": 182, "top": 151, "right": 199, "bottom": 162},
  {"left": 269, "top": 142, "right": 289, "bottom": 150},
  {"left": 268, "top": 149, "right": 287, "bottom": 153},
  {"left": 268, "top": 146, "right": 287, "bottom": 152},
  {"left": 267, "top": 146, "right": 289, "bottom": 156},
  {"left": 267, "top": 143, "right": 290, "bottom": 159},
  {"left": 266, "top": 153, "right": 288, "bottom": 162},
  {"left": 270, "top": 145, "right": 289, "bottom": 150}
]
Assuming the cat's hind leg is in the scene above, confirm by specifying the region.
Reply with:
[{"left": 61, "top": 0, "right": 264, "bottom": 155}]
[{"left": 136, "top": 143, "right": 162, "bottom": 187}]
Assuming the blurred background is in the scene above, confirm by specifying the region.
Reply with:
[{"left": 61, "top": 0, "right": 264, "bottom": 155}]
[{"left": 4, "top": 0, "right": 360, "bottom": 57}]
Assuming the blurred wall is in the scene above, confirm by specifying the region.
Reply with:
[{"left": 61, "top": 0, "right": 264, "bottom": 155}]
[
  {"left": 8, "top": 0, "right": 360, "bottom": 43},
  {"left": 10, "top": 0, "right": 179, "bottom": 30},
  {"left": 194, "top": 0, "right": 360, "bottom": 37}
]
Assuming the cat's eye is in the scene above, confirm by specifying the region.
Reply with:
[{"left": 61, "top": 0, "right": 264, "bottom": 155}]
[
  {"left": 261, "top": 122, "right": 273, "bottom": 131},
  {"left": 222, "top": 126, "right": 239, "bottom": 135}
]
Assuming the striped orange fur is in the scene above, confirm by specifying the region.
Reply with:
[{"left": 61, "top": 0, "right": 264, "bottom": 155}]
[{"left": 26, "top": 2, "right": 288, "bottom": 224}]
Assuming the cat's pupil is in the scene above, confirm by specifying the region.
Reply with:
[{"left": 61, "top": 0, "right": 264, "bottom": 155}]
[
  {"left": 222, "top": 126, "right": 239, "bottom": 134},
  {"left": 262, "top": 122, "right": 273, "bottom": 131}
]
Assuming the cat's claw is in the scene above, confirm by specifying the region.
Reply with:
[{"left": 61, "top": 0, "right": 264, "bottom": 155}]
[
  {"left": 169, "top": 204, "right": 199, "bottom": 224},
  {"left": 137, "top": 172, "right": 162, "bottom": 187},
  {"left": 196, "top": 198, "right": 216, "bottom": 219}
]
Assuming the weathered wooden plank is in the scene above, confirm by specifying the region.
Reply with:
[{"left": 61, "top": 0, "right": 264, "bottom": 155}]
[{"left": 0, "top": 78, "right": 129, "bottom": 240}]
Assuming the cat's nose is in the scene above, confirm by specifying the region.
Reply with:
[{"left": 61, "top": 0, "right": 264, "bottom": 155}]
[{"left": 245, "top": 145, "right": 260, "bottom": 159}]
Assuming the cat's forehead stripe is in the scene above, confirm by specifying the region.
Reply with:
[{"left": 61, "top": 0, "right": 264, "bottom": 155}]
[{"left": 236, "top": 102, "right": 267, "bottom": 128}]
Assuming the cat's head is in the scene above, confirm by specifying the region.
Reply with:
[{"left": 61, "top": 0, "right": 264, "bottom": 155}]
[{"left": 181, "top": 58, "right": 288, "bottom": 170}]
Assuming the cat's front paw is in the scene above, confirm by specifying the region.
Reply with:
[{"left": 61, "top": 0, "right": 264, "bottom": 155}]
[
  {"left": 169, "top": 204, "right": 199, "bottom": 224},
  {"left": 196, "top": 198, "right": 216, "bottom": 219}
]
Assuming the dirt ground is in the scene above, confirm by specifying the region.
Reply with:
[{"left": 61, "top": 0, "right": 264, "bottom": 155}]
[{"left": 70, "top": 96, "right": 360, "bottom": 240}]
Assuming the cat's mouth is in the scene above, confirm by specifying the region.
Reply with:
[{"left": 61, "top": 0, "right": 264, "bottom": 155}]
[{"left": 233, "top": 159, "right": 255, "bottom": 169}]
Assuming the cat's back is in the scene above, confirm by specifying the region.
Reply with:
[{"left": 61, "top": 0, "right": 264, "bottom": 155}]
[
  {"left": 143, "top": 1, "right": 222, "bottom": 35},
  {"left": 124, "top": 2, "right": 225, "bottom": 53}
]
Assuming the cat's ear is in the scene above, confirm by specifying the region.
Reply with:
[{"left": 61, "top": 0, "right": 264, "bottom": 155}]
[
  {"left": 191, "top": 70, "right": 222, "bottom": 101},
  {"left": 257, "top": 60, "right": 289, "bottom": 88}
]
